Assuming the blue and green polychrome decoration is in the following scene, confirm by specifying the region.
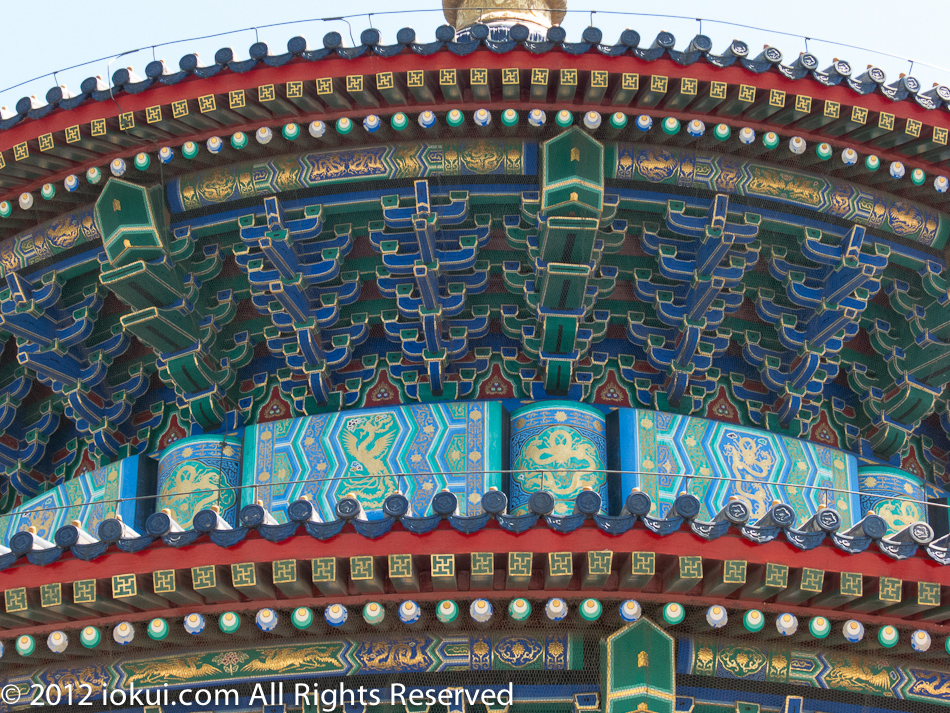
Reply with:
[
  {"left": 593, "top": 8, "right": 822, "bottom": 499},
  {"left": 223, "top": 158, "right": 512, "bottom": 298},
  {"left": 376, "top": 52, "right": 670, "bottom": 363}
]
[
  {"left": 601, "top": 619, "right": 675, "bottom": 713},
  {"left": 859, "top": 466, "right": 927, "bottom": 535},
  {"left": 243, "top": 402, "right": 502, "bottom": 521},
  {"left": 613, "top": 409, "right": 861, "bottom": 525},
  {"left": 0, "top": 457, "right": 154, "bottom": 546},
  {"left": 611, "top": 143, "right": 948, "bottom": 247},
  {"left": 157, "top": 436, "right": 242, "bottom": 528},
  {"left": 168, "top": 140, "right": 535, "bottom": 213},
  {"left": 509, "top": 401, "right": 607, "bottom": 516}
]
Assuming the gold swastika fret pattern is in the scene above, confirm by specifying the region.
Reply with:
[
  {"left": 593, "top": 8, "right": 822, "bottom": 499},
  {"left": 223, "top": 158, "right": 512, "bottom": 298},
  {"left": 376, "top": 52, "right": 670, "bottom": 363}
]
[
  {"left": 41, "top": 583, "right": 61, "bottom": 608},
  {"left": 376, "top": 73, "right": 394, "bottom": 91},
  {"left": 824, "top": 101, "right": 840, "bottom": 119},
  {"left": 118, "top": 112, "right": 135, "bottom": 130},
  {"left": 439, "top": 69, "right": 456, "bottom": 85},
  {"left": 880, "top": 577, "right": 902, "bottom": 603},
  {"left": 738, "top": 84, "right": 756, "bottom": 103},
  {"left": 679, "top": 556, "right": 702, "bottom": 579},
  {"left": 561, "top": 69, "right": 577, "bottom": 85},
  {"left": 316, "top": 77, "right": 333, "bottom": 95},
  {"left": 112, "top": 574, "right": 137, "bottom": 599},
  {"left": 801, "top": 568, "right": 824, "bottom": 592},
  {"left": 769, "top": 89, "right": 785, "bottom": 107},
  {"left": 710, "top": 81, "right": 727, "bottom": 99},
  {"left": 765, "top": 563, "right": 788, "bottom": 589},
  {"left": 508, "top": 552, "right": 532, "bottom": 577},
  {"left": 632, "top": 552, "right": 655, "bottom": 576},
  {"left": 841, "top": 572, "right": 863, "bottom": 597},
  {"left": 273, "top": 560, "right": 297, "bottom": 584},
  {"left": 153, "top": 570, "right": 176, "bottom": 594},
  {"left": 621, "top": 73, "right": 639, "bottom": 90},
  {"left": 587, "top": 551, "right": 612, "bottom": 575},
  {"left": 919, "top": 582, "right": 941, "bottom": 606},
  {"left": 650, "top": 75, "right": 668, "bottom": 93},
  {"left": 65, "top": 125, "right": 81, "bottom": 143},
  {"left": 548, "top": 552, "right": 573, "bottom": 577},
  {"left": 231, "top": 563, "right": 257, "bottom": 588},
  {"left": 906, "top": 118, "right": 922, "bottom": 137},
  {"left": 531, "top": 68, "right": 549, "bottom": 85},
  {"left": 287, "top": 81, "right": 303, "bottom": 98},
  {"left": 350, "top": 556, "right": 374, "bottom": 581},
  {"left": 389, "top": 554, "right": 413, "bottom": 579},
  {"left": 407, "top": 70, "right": 424, "bottom": 87},
  {"left": 431, "top": 554, "right": 455, "bottom": 577},
  {"left": 197, "top": 94, "right": 216, "bottom": 112},
  {"left": 145, "top": 105, "right": 162, "bottom": 123},
  {"left": 312, "top": 558, "right": 337, "bottom": 582},
  {"left": 38, "top": 133, "right": 54, "bottom": 152},
  {"left": 346, "top": 75, "right": 363, "bottom": 93},
  {"left": 171, "top": 99, "right": 189, "bottom": 118},
  {"left": 91, "top": 118, "right": 107, "bottom": 136},
  {"left": 5, "top": 588, "right": 26, "bottom": 612},
  {"left": 192, "top": 565, "right": 216, "bottom": 590},
  {"left": 230, "top": 90, "right": 246, "bottom": 108},
  {"left": 13, "top": 143, "right": 29, "bottom": 161},
  {"left": 723, "top": 560, "right": 747, "bottom": 584},
  {"left": 502, "top": 68, "right": 519, "bottom": 84},
  {"left": 680, "top": 78, "right": 697, "bottom": 95},
  {"left": 470, "top": 68, "right": 488, "bottom": 85},
  {"left": 73, "top": 580, "right": 96, "bottom": 604},
  {"left": 258, "top": 84, "right": 276, "bottom": 102},
  {"left": 471, "top": 553, "right": 493, "bottom": 577}
]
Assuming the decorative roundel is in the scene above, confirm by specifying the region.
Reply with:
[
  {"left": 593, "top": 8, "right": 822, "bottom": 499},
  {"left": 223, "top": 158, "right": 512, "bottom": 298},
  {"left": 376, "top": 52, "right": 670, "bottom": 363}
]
[
  {"left": 738, "top": 127, "right": 756, "bottom": 144},
  {"left": 800, "top": 53, "right": 819, "bottom": 69},
  {"left": 862, "top": 514, "right": 887, "bottom": 539},
  {"left": 674, "top": 492, "right": 701, "bottom": 519},
  {"left": 336, "top": 117, "right": 353, "bottom": 134},
  {"left": 705, "top": 606, "right": 728, "bottom": 629},
  {"left": 686, "top": 119, "right": 706, "bottom": 137},
  {"left": 0, "top": 201, "right": 10, "bottom": 218},
  {"left": 80, "top": 626, "right": 100, "bottom": 648},
  {"left": 41, "top": 183, "right": 55, "bottom": 200},
  {"left": 725, "top": 499, "right": 750, "bottom": 524},
  {"left": 656, "top": 31, "right": 676, "bottom": 48},
  {"left": 9, "top": 531, "right": 34, "bottom": 555},
  {"left": 528, "top": 108, "right": 547, "bottom": 127},
  {"left": 816, "top": 507, "right": 841, "bottom": 532},
  {"left": 309, "top": 120, "right": 327, "bottom": 138},
  {"left": 470, "top": 23, "right": 490, "bottom": 41},
  {"left": 64, "top": 174, "right": 79, "bottom": 192},
  {"left": 418, "top": 111, "right": 437, "bottom": 129},
  {"left": 770, "top": 503, "right": 796, "bottom": 528},
  {"left": 16, "top": 635, "right": 35, "bottom": 656},
  {"left": 335, "top": 497, "right": 361, "bottom": 520},
  {"left": 184, "top": 613, "right": 205, "bottom": 635},
  {"left": 47, "top": 631, "right": 68, "bottom": 654},
  {"left": 582, "top": 26, "right": 603, "bottom": 45},
  {"left": 364, "top": 601, "right": 386, "bottom": 625},
  {"left": 470, "top": 599, "right": 493, "bottom": 623},
  {"left": 620, "top": 29, "right": 640, "bottom": 47},
  {"left": 583, "top": 111, "right": 602, "bottom": 130},
  {"left": 743, "top": 610, "right": 764, "bottom": 632},
  {"left": 192, "top": 509, "right": 219, "bottom": 532},
  {"left": 361, "top": 115, "right": 381, "bottom": 133},
  {"left": 396, "top": 27, "right": 416, "bottom": 44},
  {"left": 159, "top": 146, "right": 174, "bottom": 163},
  {"left": 292, "top": 607, "right": 314, "bottom": 629},
  {"left": 113, "top": 622, "right": 135, "bottom": 645},
  {"left": 635, "top": 115, "right": 653, "bottom": 132},
  {"left": 911, "top": 522, "right": 935, "bottom": 544},
  {"left": 579, "top": 598, "right": 602, "bottom": 621},
  {"left": 509, "top": 24, "right": 530, "bottom": 42},
  {"left": 841, "top": 148, "right": 858, "bottom": 165},
  {"left": 528, "top": 490, "right": 556, "bottom": 515},
  {"left": 730, "top": 39, "right": 749, "bottom": 57},
  {"left": 145, "top": 511, "right": 172, "bottom": 536},
  {"left": 133, "top": 152, "right": 150, "bottom": 170},
  {"left": 547, "top": 25, "right": 567, "bottom": 43},
  {"left": 663, "top": 602, "right": 685, "bottom": 624},
  {"left": 481, "top": 489, "right": 508, "bottom": 515},
  {"left": 436, "top": 600, "right": 458, "bottom": 623},
  {"left": 434, "top": 24, "right": 456, "bottom": 42},
  {"left": 255, "top": 127, "right": 273, "bottom": 144},
  {"left": 325, "top": 604, "right": 348, "bottom": 627},
  {"left": 833, "top": 59, "right": 852, "bottom": 76},
  {"left": 110, "top": 158, "right": 126, "bottom": 177},
  {"left": 843, "top": 619, "right": 864, "bottom": 643},
  {"left": 905, "top": 76, "right": 921, "bottom": 92},
  {"left": 206, "top": 136, "right": 223, "bottom": 154},
  {"left": 575, "top": 488, "right": 602, "bottom": 515},
  {"left": 625, "top": 491, "right": 652, "bottom": 516},
  {"left": 432, "top": 490, "right": 459, "bottom": 516},
  {"left": 239, "top": 503, "right": 265, "bottom": 528},
  {"left": 97, "top": 518, "right": 124, "bottom": 543},
  {"left": 889, "top": 161, "right": 906, "bottom": 179},
  {"left": 256, "top": 608, "right": 278, "bottom": 632},
  {"left": 474, "top": 108, "right": 492, "bottom": 127},
  {"left": 789, "top": 136, "right": 807, "bottom": 154},
  {"left": 86, "top": 167, "right": 102, "bottom": 184},
  {"left": 868, "top": 66, "right": 886, "bottom": 83},
  {"left": 912, "top": 630, "right": 932, "bottom": 652},
  {"left": 287, "top": 498, "right": 315, "bottom": 522},
  {"left": 282, "top": 123, "right": 300, "bottom": 140},
  {"left": 399, "top": 600, "right": 421, "bottom": 624},
  {"left": 54, "top": 524, "right": 79, "bottom": 548},
  {"left": 935, "top": 176, "right": 949, "bottom": 193},
  {"left": 545, "top": 598, "right": 568, "bottom": 622},
  {"left": 219, "top": 612, "right": 241, "bottom": 633},
  {"left": 620, "top": 599, "right": 642, "bottom": 623},
  {"left": 148, "top": 618, "right": 169, "bottom": 640},
  {"left": 937, "top": 85, "right": 950, "bottom": 102},
  {"left": 776, "top": 613, "right": 798, "bottom": 636},
  {"left": 509, "top": 598, "right": 532, "bottom": 621},
  {"left": 763, "top": 46, "right": 782, "bottom": 63},
  {"left": 382, "top": 493, "right": 410, "bottom": 518},
  {"left": 691, "top": 34, "right": 712, "bottom": 52}
]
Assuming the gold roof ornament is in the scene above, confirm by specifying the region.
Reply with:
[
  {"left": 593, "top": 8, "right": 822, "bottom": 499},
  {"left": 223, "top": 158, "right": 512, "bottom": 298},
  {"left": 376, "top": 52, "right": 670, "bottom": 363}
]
[{"left": 443, "top": 0, "right": 567, "bottom": 33}]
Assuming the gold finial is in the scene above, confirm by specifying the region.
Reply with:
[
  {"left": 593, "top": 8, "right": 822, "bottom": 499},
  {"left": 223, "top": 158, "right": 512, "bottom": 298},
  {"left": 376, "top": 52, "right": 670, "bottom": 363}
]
[
  {"left": 443, "top": 0, "right": 567, "bottom": 32},
  {"left": 638, "top": 650, "right": 649, "bottom": 667}
]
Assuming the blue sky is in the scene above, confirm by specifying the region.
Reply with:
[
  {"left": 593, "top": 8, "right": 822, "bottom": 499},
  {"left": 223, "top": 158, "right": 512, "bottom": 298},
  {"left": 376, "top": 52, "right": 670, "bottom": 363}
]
[{"left": 1, "top": 0, "right": 948, "bottom": 108}]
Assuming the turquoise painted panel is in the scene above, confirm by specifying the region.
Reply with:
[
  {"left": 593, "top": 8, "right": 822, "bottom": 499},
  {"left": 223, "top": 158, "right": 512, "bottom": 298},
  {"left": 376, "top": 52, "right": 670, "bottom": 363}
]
[
  {"left": 0, "top": 456, "right": 154, "bottom": 546},
  {"left": 509, "top": 401, "right": 607, "bottom": 516},
  {"left": 615, "top": 409, "right": 862, "bottom": 526},
  {"left": 858, "top": 466, "right": 927, "bottom": 535},
  {"left": 157, "top": 435, "right": 243, "bottom": 528},
  {"left": 242, "top": 401, "right": 502, "bottom": 522}
]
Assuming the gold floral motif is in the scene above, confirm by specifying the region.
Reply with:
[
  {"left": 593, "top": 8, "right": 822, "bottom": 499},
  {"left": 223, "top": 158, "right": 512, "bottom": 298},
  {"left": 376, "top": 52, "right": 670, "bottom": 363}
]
[{"left": 460, "top": 139, "right": 505, "bottom": 174}]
